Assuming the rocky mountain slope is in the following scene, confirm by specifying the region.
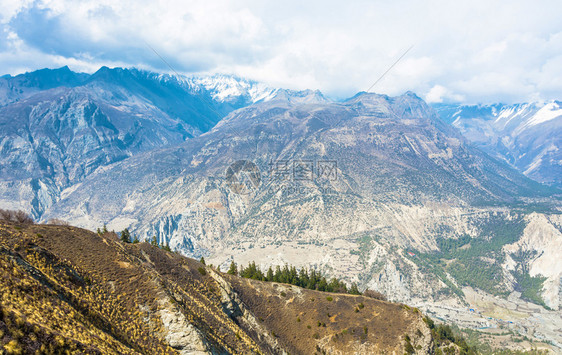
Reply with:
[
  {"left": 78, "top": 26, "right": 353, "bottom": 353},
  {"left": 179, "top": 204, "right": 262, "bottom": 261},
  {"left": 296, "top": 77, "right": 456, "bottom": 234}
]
[
  {"left": 0, "top": 220, "right": 435, "bottom": 354},
  {"left": 0, "top": 67, "right": 278, "bottom": 219},
  {"left": 433, "top": 102, "right": 562, "bottom": 187},
  {"left": 39, "top": 90, "right": 561, "bottom": 324},
  {"left": 0, "top": 66, "right": 89, "bottom": 106}
]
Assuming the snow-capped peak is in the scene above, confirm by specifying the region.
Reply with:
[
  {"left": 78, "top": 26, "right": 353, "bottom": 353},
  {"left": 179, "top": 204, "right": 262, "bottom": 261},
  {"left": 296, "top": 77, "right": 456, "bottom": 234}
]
[
  {"left": 526, "top": 101, "right": 562, "bottom": 127},
  {"left": 189, "top": 74, "right": 278, "bottom": 104}
]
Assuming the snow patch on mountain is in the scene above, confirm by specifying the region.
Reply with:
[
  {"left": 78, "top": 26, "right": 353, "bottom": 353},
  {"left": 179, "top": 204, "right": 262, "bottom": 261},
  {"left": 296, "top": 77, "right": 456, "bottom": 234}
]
[
  {"left": 190, "top": 74, "right": 278, "bottom": 104},
  {"left": 526, "top": 102, "right": 562, "bottom": 127},
  {"left": 434, "top": 101, "right": 562, "bottom": 187}
]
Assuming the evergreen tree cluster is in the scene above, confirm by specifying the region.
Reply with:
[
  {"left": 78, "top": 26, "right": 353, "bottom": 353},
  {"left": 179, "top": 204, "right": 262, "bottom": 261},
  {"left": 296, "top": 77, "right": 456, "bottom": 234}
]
[
  {"left": 423, "top": 317, "right": 477, "bottom": 355},
  {"left": 110, "top": 226, "right": 171, "bottom": 251},
  {"left": 229, "top": 261, "right": 362, "bottom": 296},
  {"left": 148, "top": 235, "right": 171, "bottom": 251},
  {"left": 118, "top": 228, "right": 140, "bottom": 244}
]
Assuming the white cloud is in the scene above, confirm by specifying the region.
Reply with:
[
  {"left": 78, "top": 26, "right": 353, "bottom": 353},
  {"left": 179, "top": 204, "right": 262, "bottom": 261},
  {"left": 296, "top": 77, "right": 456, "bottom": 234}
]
[
  {"left": 1, "top": 0, "right": 562, "bottom": 104},
  {"left": 425, "top": 85, "right": 465, "bottom": 104}
]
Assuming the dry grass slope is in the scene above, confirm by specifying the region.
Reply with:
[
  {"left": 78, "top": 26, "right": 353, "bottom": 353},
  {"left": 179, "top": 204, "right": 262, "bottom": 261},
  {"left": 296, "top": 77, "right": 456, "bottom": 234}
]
[{"left": 0, "top": 221, "right": 433, "bottom": 354}]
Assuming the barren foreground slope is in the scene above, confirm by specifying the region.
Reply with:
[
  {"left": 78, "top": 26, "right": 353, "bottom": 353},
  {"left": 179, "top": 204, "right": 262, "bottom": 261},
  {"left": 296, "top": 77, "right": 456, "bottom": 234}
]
[{"left": 0, "top": 221, "right": 434, "bottom": 354}]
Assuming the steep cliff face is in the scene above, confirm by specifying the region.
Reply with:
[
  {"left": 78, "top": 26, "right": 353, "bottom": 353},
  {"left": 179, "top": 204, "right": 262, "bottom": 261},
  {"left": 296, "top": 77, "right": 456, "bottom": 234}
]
[{"left": 503, "top": 213, "right": 562, "bottom": 310}]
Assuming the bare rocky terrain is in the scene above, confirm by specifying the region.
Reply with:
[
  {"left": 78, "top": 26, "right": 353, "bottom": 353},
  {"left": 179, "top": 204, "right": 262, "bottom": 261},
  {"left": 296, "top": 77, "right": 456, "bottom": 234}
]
[{"left": 2, "top": 67, "right": 562, "bottom": 352}]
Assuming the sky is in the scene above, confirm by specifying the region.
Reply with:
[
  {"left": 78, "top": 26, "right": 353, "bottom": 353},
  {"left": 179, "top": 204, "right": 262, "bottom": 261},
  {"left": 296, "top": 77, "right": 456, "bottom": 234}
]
[{"left": 1, "top": 0, "right": 562, "bottom": 104}]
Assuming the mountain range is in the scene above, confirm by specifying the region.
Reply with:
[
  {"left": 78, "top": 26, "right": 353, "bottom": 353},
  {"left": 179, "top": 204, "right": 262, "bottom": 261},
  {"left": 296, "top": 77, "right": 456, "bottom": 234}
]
[
  {"left": 0, "top": 67, "right": 279, "bottom": 219},
  {"left": 1, "top": 67, "right": 562, "bottom": 352},
  {"left": 433, "top": 102, "right": 562, "bottom": 187}
]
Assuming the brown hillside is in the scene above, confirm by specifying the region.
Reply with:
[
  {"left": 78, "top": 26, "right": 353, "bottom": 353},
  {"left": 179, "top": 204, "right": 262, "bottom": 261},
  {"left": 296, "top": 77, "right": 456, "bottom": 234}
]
[
  {"left": 227, "top": 276, "right": 433, "bottom": 354},
  {"left": 0, "top": 221, "right": 433, "bottom": 354}
]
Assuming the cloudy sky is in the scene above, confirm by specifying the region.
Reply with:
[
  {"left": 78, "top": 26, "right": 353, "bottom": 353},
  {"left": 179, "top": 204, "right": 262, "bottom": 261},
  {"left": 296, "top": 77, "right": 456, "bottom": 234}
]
[{"left": 1, "top": 0, "right": 561, "bottom": 104}]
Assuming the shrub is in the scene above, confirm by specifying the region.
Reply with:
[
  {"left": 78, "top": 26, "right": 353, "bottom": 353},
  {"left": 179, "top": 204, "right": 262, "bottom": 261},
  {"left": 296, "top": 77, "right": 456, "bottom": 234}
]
[
  {"left": 404, "top": 340, "right": 415, "bottom": 354},
  {"left": 349, "top": 282, "right": 361, "bottom": 295},
  {"left": 363, "top": 289, "right": 387, "bottom": 301},
  {"left": 46, "top": 218, "right": 70, "bottom": 226},
  {"left": 150, "top": 236, "right": 158, "bottom": 246},
  {"left": 197, "top": 267, "right": 207, "bottom": 276},
  {"left": 4, "top": 339, "right": 22, "bottom": 354},
  {"left": 0, "top": 209, "right": 34, "bottom": 224},
  {"left": 326, "top": 296, "right": 333, "bottom": 302},
  {"left": 404, "top": 334, "right": 415, "bottom": 354}
]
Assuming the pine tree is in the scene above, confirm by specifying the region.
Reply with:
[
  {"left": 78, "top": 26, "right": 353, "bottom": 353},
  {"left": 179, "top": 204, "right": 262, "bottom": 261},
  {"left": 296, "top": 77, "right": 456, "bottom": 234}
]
[
  {"left": 227, "top": 261, "right": 238, "bottom": 275},
  {"left": 328, "top": 277, "right": 341, "bottom": 292},
  {"left": 132, "top": 235, "right": 139, "bottom": 244},
  {"left": 349, "top": 282, "right": 361, "bottom": 295},
  {"left": 150, "top": 236, "right": 158, "bottom": 247},
  {"left": 200, "top": 257, "right": 206, "bottom": 265},
  {"left": 317, "top": 277, "right": 328, "bottom": 292},
  {"left": 120, "top": 228, "right": 131, "bottom": 243},
  {"left": 240, "top": 262, "right": 264, "bottom": 280},
  {"left": 102, "top": 224, "right": 108, "bottom": 234},
  {"left": 299, "top": 268, "right": 309, "bottom": 287}
]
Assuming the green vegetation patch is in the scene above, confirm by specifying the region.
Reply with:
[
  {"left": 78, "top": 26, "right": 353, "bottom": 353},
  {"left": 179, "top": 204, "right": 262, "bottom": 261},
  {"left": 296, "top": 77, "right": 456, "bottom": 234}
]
[
  {"left": 511, "top": 271, "right": 547, "bottom": 307},
  {"left": 414, "top": 214, "right": 529, "bottom": 299},
  {"left": 233, "top": 261, "right": 362, "bottom": 295}
]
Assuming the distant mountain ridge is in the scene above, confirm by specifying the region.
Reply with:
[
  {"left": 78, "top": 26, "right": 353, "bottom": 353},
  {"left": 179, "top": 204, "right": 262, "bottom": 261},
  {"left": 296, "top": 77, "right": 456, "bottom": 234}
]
[
  {"left": 433, "top": 101, "right": 562, "bottom": 187},
  {"left": 0, "top": 66, "right": 88, "bottom": 106},
  {"left": 0, "top": 67, "right": 284, "bottom": 218},
  {"left": 190, "top": 74, "right": 278, "bottom": 108},
  {"left": 0, "top": 66, "right": 279, "bottom": 109}
]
